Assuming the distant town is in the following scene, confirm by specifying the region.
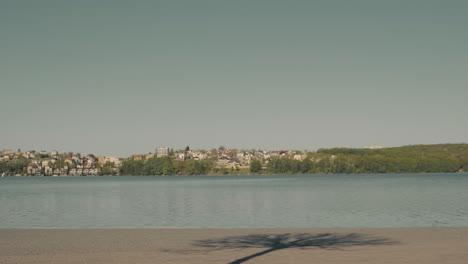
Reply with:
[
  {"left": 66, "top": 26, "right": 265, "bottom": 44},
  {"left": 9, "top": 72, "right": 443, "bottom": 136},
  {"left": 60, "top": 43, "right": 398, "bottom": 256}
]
[
  {"left": 1, "top": 144, "right": 467, "bottom": 176},
  {"left": 0, "top": 146, "right": 313, "bottom": 176}
]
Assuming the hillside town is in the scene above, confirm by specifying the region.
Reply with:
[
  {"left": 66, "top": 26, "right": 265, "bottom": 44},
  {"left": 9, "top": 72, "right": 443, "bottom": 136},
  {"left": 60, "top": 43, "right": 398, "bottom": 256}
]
[
  {"left": 3, "top": 144, "right": 465, "bottom": 176},
  {"left": 0, "top": 147, "right": 306, "bottom": 176}
]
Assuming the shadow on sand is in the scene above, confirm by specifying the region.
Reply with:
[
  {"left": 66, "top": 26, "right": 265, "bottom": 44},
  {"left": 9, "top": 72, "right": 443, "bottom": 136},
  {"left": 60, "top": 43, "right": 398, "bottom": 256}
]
[{"left": 192, "top": 232, "right": 398, "bottom": 264}]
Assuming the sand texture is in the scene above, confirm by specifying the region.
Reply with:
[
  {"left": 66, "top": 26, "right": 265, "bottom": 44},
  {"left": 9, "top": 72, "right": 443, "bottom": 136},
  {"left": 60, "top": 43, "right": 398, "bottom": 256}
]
[{"left": 1, "top": 227, "right": 468, "bottom": 264}]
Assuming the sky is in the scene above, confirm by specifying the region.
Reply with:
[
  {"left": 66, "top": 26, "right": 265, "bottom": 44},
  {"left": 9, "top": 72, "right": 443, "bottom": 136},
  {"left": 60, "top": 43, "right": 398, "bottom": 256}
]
[{"left": 1, "top": 0, "right": 467, "bottom": 157}]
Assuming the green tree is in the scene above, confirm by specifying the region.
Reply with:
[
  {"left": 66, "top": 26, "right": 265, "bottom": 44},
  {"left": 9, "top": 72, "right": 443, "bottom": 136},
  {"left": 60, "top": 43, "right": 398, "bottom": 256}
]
[
  {"left": 250, "top": 159, "right": 262, "bottom": 173},
  {"left": 120, "top": 159, "right": 144, "bottom": 175},
  {"left": 100, "top": 161, "right": 116, "bottom": 175}
]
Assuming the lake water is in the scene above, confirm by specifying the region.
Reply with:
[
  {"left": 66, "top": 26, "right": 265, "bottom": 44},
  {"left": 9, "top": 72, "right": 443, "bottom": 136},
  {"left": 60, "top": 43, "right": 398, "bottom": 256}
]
[{"left": 1, "top": 173, "right": 467, "bottom": 228}]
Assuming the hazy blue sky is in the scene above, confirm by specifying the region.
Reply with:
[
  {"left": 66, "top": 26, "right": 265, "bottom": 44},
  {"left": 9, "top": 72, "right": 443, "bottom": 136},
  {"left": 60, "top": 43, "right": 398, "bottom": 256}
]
[{"left": 2, "top": 0, "right": 467, "bottom": 157}]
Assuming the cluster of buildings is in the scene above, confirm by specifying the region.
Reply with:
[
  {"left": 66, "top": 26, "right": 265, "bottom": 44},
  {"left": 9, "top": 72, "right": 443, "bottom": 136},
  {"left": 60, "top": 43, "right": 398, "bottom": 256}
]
[
  {"left": 0, "top": 149, "right": 120, "bottom": 176},
  {"left": 1, "top": 147, "right": 309, "bottom": 176},
  {"left": 130, "top": 147, "right": 170, "bottom": 161},
  {"left": 213, "top": 149, "right": 306, "bottom": 169},
  {"left": 129, "top": 147, "right": 307, "bottom": 170}
]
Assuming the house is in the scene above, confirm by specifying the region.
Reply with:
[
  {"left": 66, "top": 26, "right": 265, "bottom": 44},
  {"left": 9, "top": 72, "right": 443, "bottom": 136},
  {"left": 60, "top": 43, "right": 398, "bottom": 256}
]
[
  {"left": 293, "top": 154, "right": 305, "bottom": 161},
  {"left": 132, "top": 155, "right": 143, "bottom": 161},
  {"left": 97, "top": 156, "right": 105, "bottom": 164},
  {"left": 65, "top": 157, "right": 74, "bottom": 166},
  {"left": 42, "top": 160, "right": 54, "bottom": 167},
  {"left": 27, "top": 165, "right": 42, "bottom": 176},
  {"left": 44, "top": 166, "right": 53, "bottom": 175},
  {"left": 176, "top": 153, "right": 185, "bottom": 160},
  {"left": 191, "top": 151, "right": 207, "bottom": 160},
  {"left": 156, "top": 147, "right": 169, "bottom": 157},
  {"left": 102, "top": 156, "right": 121, "bottom": 166}
]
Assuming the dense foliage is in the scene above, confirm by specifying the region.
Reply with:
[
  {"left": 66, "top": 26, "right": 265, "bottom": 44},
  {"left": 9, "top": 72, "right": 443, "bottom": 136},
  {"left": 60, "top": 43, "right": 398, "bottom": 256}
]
[
  {"left": 99, "top": 161, "right": 118, "bottom": 175},
  {"left": 119, "top": 157, "right": 213, "bottom": 176},
  {"left": 267, "top": 144, "right": 468, "bottom": 174},
  {"left": 249, "top": 159, "right": 262, "bottom": 173},
  {"left": 0, "top": 158, "right": 29, "bottom": 175}
]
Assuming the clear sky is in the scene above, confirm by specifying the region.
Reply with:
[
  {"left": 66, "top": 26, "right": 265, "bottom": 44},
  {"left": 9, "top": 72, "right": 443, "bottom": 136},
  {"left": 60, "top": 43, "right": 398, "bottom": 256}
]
[{"left": 1, "top": 0, "right": 467, "bottom": 157}]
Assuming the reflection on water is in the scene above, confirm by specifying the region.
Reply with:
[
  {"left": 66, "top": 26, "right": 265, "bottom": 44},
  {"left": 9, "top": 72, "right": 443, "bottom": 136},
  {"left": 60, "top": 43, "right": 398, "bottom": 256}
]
[{"left": 0, "top": 173, "right": 468, "bottom": 228}]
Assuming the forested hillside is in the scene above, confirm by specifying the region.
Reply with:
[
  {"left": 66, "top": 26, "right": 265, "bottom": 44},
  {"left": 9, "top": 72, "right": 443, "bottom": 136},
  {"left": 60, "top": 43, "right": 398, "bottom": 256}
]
[{"left": 267, "top": 144, "right": 468, "bottom": 174}]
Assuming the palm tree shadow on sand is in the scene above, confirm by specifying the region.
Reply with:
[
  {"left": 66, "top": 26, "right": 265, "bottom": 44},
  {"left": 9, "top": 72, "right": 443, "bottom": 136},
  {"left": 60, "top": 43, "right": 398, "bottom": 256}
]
[{"left": 192, "top": 232, "right": 398, "bottom": 264}]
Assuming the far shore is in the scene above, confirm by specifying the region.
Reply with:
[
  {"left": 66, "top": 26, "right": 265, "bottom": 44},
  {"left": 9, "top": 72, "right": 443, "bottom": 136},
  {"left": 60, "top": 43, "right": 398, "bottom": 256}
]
[
  {"left": 1, "top": 227, "right": 467, "bottom": 263},
  {"left": 2, "top": 171, "right": 468, "bottom": 177}
]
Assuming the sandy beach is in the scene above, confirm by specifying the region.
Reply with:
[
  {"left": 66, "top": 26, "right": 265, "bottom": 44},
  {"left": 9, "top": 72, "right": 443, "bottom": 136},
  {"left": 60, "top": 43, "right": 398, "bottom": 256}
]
[{"left": 0, "top": 227, "right": 467, "bottom": 263}]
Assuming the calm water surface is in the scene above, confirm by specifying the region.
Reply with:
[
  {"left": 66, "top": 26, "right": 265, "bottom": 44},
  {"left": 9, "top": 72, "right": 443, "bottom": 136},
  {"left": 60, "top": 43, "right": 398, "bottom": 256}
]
[{"left": 1, "top": 173, "right": 467, "bottom": 228}]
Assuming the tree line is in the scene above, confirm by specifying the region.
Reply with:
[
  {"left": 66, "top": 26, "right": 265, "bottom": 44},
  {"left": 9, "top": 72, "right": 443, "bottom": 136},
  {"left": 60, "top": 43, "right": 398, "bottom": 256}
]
[
  {"left": 265, "top": 144, "right": 468, "bottom": 174},
  {"left": 119, "top": 157, "right": 214, "bottom": 176}
]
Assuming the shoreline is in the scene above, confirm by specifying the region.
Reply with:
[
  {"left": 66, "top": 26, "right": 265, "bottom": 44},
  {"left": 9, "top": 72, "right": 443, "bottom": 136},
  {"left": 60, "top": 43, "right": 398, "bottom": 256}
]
[
  {"left": 2, "top": 171, "right": 468, "bottom": 178},
  {"left": 1, "top": 227, "right": 467, "bottom": 263},
  {"left": 3, "top": 225, "right": 468, "bottom": 229},
  {"left": 2, "top": 171, "right": 468, "bottom": 176}
]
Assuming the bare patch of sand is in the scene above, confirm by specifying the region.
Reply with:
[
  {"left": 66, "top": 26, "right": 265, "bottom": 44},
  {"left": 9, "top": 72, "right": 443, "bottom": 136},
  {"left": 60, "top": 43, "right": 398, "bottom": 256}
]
[{"left": 1, "top": 227, "right": 467, "bottom": 263}]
